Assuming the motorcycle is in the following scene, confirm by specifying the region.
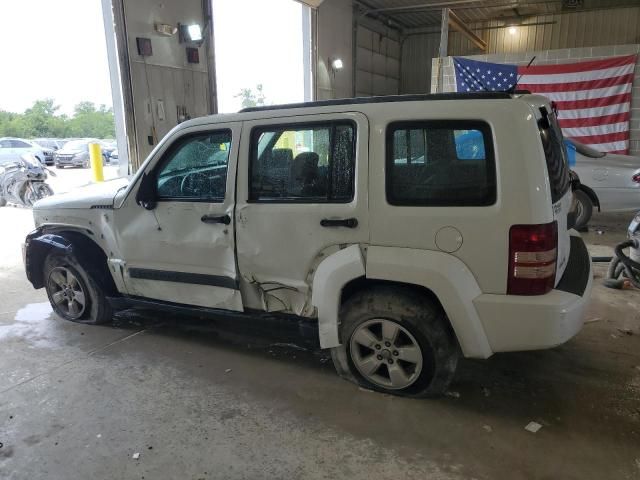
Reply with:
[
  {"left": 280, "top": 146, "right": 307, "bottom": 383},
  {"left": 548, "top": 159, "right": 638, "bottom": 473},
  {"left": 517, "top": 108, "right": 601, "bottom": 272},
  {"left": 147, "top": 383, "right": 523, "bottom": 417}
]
[{"left": 0, "top": 153, "right": 56, "bottom": 207}]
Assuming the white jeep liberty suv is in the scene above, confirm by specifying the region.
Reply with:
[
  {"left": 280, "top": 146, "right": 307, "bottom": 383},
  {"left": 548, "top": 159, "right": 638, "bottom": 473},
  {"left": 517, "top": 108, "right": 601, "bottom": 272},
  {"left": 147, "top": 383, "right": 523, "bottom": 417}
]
[{"left": 24, "top": 93, "right": 592, "bottom": 397}]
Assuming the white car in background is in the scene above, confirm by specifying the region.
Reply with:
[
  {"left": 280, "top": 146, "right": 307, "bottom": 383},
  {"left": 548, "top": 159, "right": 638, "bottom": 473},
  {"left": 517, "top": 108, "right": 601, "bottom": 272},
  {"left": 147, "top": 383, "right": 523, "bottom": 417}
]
[
  {"left": 569, "top": 139, "right": 640, "bottom": 229},
  {"left": 0, "top": 137, "right": 47, "bottom": 166}
]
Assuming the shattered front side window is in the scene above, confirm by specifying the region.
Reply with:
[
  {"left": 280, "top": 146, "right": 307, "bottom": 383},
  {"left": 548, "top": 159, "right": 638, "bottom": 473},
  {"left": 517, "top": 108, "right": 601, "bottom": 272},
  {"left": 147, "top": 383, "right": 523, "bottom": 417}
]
[{"left": 156, "top": 131, "right": 231, "bottom": 201}]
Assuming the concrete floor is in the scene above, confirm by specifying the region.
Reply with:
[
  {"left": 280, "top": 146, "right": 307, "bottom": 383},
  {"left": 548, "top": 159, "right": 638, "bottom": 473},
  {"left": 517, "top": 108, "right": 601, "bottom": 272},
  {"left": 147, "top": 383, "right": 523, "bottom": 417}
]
[{"left": 1, "top": 194, "right": 640, "bottom": 479}]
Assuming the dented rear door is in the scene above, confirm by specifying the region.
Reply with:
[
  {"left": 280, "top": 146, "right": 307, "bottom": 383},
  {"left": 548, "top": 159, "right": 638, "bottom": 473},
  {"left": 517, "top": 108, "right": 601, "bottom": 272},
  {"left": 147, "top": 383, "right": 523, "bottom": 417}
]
[{"left": 234, "top": 112, "right": 369, "bottom": 315}]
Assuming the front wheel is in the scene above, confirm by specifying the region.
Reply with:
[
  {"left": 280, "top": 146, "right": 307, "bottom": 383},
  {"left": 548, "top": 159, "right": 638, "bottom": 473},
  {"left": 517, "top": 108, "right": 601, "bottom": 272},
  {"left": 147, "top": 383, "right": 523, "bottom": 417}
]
[
  {"left": 332, "top": 286, "right": 459, "bottom": 397},
  {"left": 574, "top": 189, "right": 593, "bottom": 230},
  {"left": 43, "top": 253, "right": 113, "bottom": 324}
]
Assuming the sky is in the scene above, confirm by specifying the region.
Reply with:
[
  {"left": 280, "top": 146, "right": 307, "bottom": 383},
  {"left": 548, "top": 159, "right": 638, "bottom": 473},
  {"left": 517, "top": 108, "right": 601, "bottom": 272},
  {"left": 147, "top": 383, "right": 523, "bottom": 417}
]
[
  {"left": 213, "top": 0, "right": 306, "bottom": 112},
  {"left": 0, "top": 0, "right": 305, "bottom": 116},
  {"left": 0, "top": 0, "right": 112, "bottom": 115}
]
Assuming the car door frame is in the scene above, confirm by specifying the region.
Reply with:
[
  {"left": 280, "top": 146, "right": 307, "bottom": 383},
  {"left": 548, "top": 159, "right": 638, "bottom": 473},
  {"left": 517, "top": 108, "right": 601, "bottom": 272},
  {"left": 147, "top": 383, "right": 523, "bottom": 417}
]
[
  {"left": 112, "top": 120, "right": 244, "bottom": 311},
  {"left": 234, "top": 111, "right": 370, "bottom": 315}
]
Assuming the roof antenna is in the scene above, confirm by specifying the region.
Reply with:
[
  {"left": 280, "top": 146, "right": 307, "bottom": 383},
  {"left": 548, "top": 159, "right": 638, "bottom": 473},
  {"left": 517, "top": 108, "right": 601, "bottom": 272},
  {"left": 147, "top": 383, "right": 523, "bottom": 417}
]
[{"left": 509, "top": 55, "right": 536, "bottom": 93}]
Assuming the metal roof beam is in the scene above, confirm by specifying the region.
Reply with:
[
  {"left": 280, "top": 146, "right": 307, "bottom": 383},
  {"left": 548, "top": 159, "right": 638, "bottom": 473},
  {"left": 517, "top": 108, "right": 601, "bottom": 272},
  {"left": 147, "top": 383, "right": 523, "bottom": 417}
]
[{"left": 448, "top": 8, "right": 487, "bottom": 50}]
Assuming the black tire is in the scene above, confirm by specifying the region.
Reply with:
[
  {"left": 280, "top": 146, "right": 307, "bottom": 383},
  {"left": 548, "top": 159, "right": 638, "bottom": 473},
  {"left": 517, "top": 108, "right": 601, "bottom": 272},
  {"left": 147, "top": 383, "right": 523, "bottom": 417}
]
[
  {"left": 574, "top": 189, "right": 593, "bottom": 230},
  {"left": 43, "top": 252, "right": 113, "bottom": 325},
  {"left": 36, "top": 183, "right": 54, "bottom": 199},
  {"left": 0, "top": 197, "right": 6, "bottom": 207},
  {"left": 331, "top": 286, "right": 459, "bottom": 397}
]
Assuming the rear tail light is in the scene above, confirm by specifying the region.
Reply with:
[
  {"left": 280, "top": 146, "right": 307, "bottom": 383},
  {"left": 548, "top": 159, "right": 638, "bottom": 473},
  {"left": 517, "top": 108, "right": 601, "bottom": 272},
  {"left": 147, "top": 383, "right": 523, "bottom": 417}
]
[
  {"left": 508, "top": 221, "right": 558, "bottom": 295},
  {"left": 632, "top": 173, "right": 640, "bottom": 183}
]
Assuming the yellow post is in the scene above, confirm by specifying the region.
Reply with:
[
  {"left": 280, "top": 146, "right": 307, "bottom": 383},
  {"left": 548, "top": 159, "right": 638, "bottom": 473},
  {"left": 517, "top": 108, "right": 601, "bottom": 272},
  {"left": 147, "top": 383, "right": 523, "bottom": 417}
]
[{"left": 89, "top": 143, "right": 104, "bottom": 182}]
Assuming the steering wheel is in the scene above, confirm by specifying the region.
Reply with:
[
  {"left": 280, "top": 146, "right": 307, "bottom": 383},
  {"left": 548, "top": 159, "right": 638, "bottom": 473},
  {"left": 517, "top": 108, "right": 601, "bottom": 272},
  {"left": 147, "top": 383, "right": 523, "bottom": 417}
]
[{"left": 180, "top": 171, "right": 204, "bottom": 197}]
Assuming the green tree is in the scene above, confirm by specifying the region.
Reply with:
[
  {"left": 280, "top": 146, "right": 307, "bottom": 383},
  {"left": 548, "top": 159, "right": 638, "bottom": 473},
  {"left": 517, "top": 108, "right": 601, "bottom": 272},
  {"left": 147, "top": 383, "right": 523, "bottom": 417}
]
[
  {"left": 0, "top": 99, "right": 115, "bottom": 139},
  {"left": 234, "top": 84, "right": 266, "bottom": 109},
  {"left": 67, "top": 102, "right": 115, "bottom": 138}
]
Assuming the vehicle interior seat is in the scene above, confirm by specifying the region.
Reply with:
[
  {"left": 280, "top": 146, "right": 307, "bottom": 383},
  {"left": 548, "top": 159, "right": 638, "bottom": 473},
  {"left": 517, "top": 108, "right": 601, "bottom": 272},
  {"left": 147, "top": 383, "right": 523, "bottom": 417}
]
[{"left": 290, "top": 152, "right": 320, "bottom": 197}]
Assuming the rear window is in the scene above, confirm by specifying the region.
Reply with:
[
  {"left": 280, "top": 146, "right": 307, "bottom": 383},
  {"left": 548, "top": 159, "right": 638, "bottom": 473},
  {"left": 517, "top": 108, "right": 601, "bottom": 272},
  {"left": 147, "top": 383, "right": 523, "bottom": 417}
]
[
  {"left": 386, "top": 120, "right": 496, "bottom": 206},
  {"left": 539, "top": 107, "right": 571, "bottom": 203}
]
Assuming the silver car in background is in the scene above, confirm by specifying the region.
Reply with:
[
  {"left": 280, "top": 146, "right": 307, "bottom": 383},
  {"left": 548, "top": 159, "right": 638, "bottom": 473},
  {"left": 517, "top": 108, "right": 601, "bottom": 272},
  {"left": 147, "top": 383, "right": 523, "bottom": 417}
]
[
  {"left": 0, "top": 138, "right": 47, "bottom": 166},
  {"left": 569, "top": 139, "right": 640, "bottom": 229}
]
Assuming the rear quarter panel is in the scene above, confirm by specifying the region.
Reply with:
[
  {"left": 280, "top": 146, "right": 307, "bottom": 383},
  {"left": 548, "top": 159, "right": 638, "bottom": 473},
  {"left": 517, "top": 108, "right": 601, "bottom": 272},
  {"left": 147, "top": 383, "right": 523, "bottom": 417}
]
[{"left": 368, "top": 99, "right": 554, "bottom": 294}]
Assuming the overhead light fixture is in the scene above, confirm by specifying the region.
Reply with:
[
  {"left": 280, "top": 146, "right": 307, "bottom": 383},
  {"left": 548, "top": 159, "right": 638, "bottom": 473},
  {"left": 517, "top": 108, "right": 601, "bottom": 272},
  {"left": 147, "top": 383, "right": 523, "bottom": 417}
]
[
  {"left": 508, "top": 26, "right": 517, "bottom": 35},
  {"left": 330, "top": 58, "right": 344, "bottom": 71},
  {"left": 178, "top": 23, "right": 204, "bottom": 45},
  {"left": 187, "top": 24, "right": 202, "bottom": 42}
]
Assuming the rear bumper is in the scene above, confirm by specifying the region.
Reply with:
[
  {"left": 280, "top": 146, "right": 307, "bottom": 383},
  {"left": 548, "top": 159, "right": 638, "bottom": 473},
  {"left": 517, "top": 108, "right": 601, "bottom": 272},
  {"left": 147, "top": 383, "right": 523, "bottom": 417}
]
[{"left": 474, "top": 235, "right": 592, "bottom": 353}]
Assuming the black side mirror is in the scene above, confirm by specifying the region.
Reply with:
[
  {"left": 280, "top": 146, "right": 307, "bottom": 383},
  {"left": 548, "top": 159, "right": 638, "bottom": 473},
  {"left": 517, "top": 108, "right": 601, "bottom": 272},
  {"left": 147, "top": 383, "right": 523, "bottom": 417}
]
[{"left": 136, "top": 173, "right": 157, "bottom": 210}]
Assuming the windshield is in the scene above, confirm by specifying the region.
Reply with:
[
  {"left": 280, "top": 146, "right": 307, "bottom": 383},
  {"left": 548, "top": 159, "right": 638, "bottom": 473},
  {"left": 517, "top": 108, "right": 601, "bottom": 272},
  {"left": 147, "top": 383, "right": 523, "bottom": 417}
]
[
  {"left": 64, "top": 140, "right": 89, "bottom": 151},
  {"left": 566, "top": 138, "right": 606, "bottom": 158}
]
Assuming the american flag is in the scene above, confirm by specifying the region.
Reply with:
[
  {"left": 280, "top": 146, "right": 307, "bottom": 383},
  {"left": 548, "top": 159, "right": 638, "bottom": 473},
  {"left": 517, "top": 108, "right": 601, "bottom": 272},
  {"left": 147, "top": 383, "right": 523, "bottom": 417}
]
[{"left": 454, "top": 55, "right": 637, "bottom": 154}]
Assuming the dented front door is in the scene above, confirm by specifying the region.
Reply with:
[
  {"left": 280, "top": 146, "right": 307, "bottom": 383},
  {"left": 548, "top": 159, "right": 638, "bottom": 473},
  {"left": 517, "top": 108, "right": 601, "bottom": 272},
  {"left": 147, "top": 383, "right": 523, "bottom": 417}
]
[{"left": 114, "top": 123, "right": 243, "bottom": 310}]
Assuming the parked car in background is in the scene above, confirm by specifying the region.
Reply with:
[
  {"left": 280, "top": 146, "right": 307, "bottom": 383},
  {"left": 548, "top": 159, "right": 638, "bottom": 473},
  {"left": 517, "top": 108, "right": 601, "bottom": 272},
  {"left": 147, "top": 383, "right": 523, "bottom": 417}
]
[
  {"left": 567, "top": 139, "right": 640, "bottom": 229},
  {"left": 0, "top": 137, "right": 47, "bottom": 165},
  {"left": 55, "top": 139, "right": 113, "bottom": 168},
  {"left": 33, "top": 138, "right": 63, "bottom": 151},
  {"left": 54, "top": 139, "right": 91, "bottom": 168},
  {"left": 99, "top": 140, "right": 116, "bottom": 163}
]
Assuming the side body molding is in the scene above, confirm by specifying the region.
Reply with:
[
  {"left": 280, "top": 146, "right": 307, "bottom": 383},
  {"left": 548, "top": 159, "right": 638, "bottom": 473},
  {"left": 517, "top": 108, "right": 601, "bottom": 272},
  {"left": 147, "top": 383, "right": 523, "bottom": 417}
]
[
  {"left": 311, "top": 245, "right": 365, "bottom": 349},
  {"left": 366, "top": 246, "right": 493, "bottom": 359}
]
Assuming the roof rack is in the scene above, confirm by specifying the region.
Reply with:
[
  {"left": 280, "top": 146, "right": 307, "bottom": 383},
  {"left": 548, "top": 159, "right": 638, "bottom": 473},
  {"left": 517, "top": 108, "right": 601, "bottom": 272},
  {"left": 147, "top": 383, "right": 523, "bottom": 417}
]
[{"left": 239, "top": 92, "right": 514, "bottom": 113}]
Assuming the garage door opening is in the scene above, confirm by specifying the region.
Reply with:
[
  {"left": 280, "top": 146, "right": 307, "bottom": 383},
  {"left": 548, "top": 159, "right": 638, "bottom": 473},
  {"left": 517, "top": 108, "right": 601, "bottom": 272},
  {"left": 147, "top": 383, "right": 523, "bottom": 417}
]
[{"left": 212, "top": 0, "right": 312, "bottom": 112}]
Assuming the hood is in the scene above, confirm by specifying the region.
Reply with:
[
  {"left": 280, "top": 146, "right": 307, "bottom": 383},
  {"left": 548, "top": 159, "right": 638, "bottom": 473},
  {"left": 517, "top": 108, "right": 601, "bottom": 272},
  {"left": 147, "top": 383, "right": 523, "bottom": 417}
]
[{"left": 34, "top": 177, "right": 130, "bottom": 210}]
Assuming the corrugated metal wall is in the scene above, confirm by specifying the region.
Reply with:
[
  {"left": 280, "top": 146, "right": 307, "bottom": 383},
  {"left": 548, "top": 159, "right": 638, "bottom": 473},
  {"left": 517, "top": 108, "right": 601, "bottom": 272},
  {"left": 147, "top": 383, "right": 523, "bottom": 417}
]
[
  {"left": 400, "top": 34, "right": 440, "bottom": 94},
  {"left": 355, "top": 25, "right": 401, "bottom": 97},
  {"left": 400, "top": 5, "right": 640, "bottom": 94},
  {"left": 448, "top": 6, "right": 640, "bottom": 55}
]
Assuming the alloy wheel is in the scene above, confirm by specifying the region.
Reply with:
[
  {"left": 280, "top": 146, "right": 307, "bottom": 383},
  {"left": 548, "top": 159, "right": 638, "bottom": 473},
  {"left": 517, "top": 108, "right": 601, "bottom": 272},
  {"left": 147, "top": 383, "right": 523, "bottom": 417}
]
[
  {"left": 349, "top": 318, "right": 423, "bottom": 390},
  {"left": 47, "top": 266, "right": 87, "bottom": 319}
]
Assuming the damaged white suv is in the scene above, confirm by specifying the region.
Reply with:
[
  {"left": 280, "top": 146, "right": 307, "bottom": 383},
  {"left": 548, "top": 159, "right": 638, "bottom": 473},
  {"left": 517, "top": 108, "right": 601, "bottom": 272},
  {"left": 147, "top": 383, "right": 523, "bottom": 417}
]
[{"left": 24, "top": 93, "right": 592, "bottom": 397}]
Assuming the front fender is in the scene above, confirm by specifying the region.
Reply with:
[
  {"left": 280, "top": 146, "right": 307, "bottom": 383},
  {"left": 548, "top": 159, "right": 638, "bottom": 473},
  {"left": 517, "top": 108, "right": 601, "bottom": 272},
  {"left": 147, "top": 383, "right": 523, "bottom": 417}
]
[
  {"left": 24, "top": 229, "right": 72, "bottom": 288},
  {"left": 366, "top": 246, "right": 493, "bottom": 359}
]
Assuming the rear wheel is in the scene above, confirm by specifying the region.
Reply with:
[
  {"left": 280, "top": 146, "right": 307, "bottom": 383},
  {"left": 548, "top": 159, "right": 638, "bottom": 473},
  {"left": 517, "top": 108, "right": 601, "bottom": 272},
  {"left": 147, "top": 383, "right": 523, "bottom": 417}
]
[
  {"left": 44, "top": 253, "right": 113, "bottom": 325},
  {"left": 332, "top": 286, "right": 459, "bottom": 397},
  {"left": 574, "top": 189, "right": 593, "bottom": 230}
]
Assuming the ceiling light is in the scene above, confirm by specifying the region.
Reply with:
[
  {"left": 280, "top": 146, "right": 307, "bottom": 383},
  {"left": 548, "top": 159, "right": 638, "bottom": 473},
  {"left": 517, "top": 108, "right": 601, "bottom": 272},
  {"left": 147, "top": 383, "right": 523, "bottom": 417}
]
[{"left": 508, "top": 26, "right": 517, "bottom": 35}]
